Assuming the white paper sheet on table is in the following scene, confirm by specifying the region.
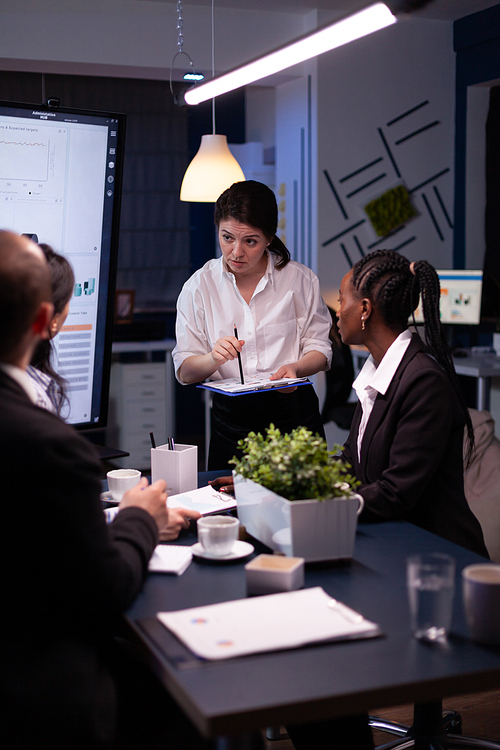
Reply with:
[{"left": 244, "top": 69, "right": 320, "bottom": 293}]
[
  {"left": 148, "top": 545, "right": 193, "bottom": 575},
  {"left": 167, "top": 485, "right": 236, "bottom": 515},
  {"left": 157, "top": 586, "right": 381, "bottom": 660}
]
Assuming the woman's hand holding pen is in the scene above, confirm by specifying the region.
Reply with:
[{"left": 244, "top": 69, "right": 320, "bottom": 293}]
[
  {"left": 210, "top": 335, "right": 244, "bottom": 366},
  {"left": 178, "top": 336, "right": 244, "bottom": 385}
]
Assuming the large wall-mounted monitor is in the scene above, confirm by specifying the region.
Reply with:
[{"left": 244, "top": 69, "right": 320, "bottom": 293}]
[
  {"left": 0, "top": 100, "right": 125, "bottom": 429},
  {"left": 413, "top": 269, "right": 483, "bottom": 326}
]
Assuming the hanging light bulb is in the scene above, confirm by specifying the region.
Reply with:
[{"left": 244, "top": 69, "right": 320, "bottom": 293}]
[
  {"left": 180, "top": 134, "right": 245, "bottom": 202},
  {"left": 179, "top": 0, "right": 245, "bottom": 202}
]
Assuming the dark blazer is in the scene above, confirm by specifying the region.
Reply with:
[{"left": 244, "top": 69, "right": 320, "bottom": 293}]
[
  {"left": 0, "top": 369, "right": 159, "bottom": 747},
  {"left": 343, "top": 335, "right": 488, "bottom": 556}
]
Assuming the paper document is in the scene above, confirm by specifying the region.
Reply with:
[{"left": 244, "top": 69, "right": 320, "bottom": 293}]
[
  {"left": 157, "top": 586, "right": 381, "bottom": 660},
  {"left": 167, "top": 485, "right": 236, "bottom": 515},
  {"left": 197, "top": 375, "right": 310, "bottom": 396},
  {"left": 148, "top": 545, "right": 193, "bottom": 575}
]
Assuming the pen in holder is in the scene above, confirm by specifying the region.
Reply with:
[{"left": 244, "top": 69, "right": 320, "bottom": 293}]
[{"left": 151, "top": 443, "right": 198, "bottom": 495}]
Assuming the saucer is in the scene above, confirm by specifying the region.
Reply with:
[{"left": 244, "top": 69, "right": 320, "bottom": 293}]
[
  {"left": 191, "top": 540, "right": 254, "bottom": 561},
  {"left": 100, "top": 491, "right": 120, "bottom": 505}
]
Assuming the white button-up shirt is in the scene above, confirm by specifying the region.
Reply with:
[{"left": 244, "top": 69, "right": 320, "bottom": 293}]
[
  {"left": 352, "top": 329, "right": 412, "bottom": 461},
  {"left": 173, "top": 254, "right": 332, "bottom": 383}
]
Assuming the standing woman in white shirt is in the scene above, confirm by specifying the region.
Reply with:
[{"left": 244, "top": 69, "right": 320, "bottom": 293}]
[
  {"left": 337, "top": 249, "right": 487, "bottom": 556},
  {"left": 173, "top": 180, "right": 332, "bottom": 470}
]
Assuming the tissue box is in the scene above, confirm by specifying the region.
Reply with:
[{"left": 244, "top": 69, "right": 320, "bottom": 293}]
[
  {"left": 245, "top": 554, "right": 304, "bottom": 595},
  {"left": 151, "top": 443, "right": 197, "bottom": 495}
]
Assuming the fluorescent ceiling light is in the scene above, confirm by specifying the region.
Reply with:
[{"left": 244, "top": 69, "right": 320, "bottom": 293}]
[{"left": 184, "top": 2, "right": 396, "bottom": 106}]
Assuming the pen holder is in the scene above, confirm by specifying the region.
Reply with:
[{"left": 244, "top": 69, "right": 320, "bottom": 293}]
[{"left": 151, "top": 443, "right": 198, "bottom": 495}]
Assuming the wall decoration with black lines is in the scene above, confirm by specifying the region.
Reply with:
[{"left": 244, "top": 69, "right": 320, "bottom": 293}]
[{"left": 321, "top": 98, "right": 452, "bottom": 270}]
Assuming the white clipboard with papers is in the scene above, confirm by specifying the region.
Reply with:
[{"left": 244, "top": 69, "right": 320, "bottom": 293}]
[
  {"left": 157, "top": 587, "right": 382, "bottom": 660},
  {"left": 196, "top": 375, "right": 310, "bottom": 396},
  {"left": 167, "top": 485, "right": 236, "bottom": 516}
]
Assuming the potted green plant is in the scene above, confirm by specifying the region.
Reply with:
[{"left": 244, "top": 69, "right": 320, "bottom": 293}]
[{"left": 231, "top": 425, "right": 363, "bottom": 562}]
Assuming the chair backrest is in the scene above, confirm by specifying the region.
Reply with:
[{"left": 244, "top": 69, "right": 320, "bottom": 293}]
[
  {"left": 464, "top": 408, "right": 500, "bottom": 562},
  {"left": 321, "top": 308, "right": 356, "bottom": 427}
]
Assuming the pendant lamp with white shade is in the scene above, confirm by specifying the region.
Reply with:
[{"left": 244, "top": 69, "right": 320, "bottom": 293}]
[
  {"left": 180, "top": 134, "right": 245, "bottom": 202},
  {"left": 179, "top": 0, "right": 245, "bottom": 203}
]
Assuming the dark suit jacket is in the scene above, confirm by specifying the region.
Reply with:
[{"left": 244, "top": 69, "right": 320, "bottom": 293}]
[
  {"left": 0, "top": 369, "right": 159, "bottom": 747},
  {"left": 343, "top": 335, "right": 487, "bottom": 556}
]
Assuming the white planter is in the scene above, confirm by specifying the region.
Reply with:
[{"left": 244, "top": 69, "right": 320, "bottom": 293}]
[{"left": 234, "top": 474, "right": 363, "bottom": 563}]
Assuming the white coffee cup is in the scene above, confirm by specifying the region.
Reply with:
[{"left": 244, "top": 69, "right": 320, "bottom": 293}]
[
  {"left": 462, "top": 563, "right": 500, "bottom": 645},
  {"left": 197, "top": 515, "right": 239, "bottom": 557},
  {"left": 107, "top": 469, "right": 141, "bottom": 502}
]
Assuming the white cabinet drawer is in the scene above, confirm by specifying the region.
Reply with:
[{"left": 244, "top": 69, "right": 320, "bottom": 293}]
[
  {"left": 130, "top": 450, "right": 154, "bottom": 468},
  {"left": 124, "top": 417, "right": 165, "bottom": 435},
  {"left": 107, "top": 356, "right": 175, "bottom": 469},
  {"left": 125, "top": 431, "right": 167, "bottom": 455},
  {"left": 118, "top": 447, "right": 154, "bottom": 470},
  {"left": 122, "top": 363, "right": 165, "bottom": 386},
  {"left": 125, "top": 382, "right": 165, "bottom": 401},
  {"left": 124, "top": 400, "right": 166, "bottom": 422},
  {"left": 116, "top": 433, "right": 166, "bottom": 471}
]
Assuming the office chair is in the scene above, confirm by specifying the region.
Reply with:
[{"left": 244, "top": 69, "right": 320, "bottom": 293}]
[
  {"left": 369, "top": 699, "right": 500, "bottom": 749},
  {"left": 321, "top": 308, "right": 357, "bottom": 431}
]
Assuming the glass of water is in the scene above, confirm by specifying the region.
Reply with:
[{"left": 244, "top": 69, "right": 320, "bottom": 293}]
[{"left": 407, "top": 553, "right": 456, "bottom": 641}]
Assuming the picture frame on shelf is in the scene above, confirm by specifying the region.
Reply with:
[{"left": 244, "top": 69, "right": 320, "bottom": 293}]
[{"left": 115, "top": 290, "right": 135, "bottom": 325}]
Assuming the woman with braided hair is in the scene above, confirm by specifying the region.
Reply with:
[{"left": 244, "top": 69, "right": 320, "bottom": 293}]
[{"left": 337, "top": 249, "right": 487, "bottom": 556}]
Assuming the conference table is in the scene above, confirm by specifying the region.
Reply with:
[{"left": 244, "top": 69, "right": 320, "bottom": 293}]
[{"left": 126, "top": 507, "right": 500, "bottom": 746}]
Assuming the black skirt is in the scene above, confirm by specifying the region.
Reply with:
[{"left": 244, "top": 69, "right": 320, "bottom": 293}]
[{"left": 207, "top": 384, "right": 325, "bottom": 471}]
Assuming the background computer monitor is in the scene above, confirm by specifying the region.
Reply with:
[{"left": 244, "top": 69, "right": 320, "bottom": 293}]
[
  {"left": 413, "top": 269, "right": 483, "bottom": 325},
  {"left": 0, "top": 99, "right": 125, "bottom": 429}
]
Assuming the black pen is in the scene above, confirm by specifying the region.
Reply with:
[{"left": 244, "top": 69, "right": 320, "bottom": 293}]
[
  {"left": 149, "top": 432, "right": 156, "bottom": 449},
  {"left": 234, "top": 324, "right": 245, "bottom": 385}
]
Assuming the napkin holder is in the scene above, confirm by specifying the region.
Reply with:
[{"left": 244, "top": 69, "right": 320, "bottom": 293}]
[{"left": 245, "top": 554, "right": 305, "bottom": 594}]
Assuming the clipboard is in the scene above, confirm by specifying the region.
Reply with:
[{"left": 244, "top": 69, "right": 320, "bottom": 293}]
[
  {"left": 167, "top": 485, "right": 236, "bottom": 515},
  {"left": 157, "top": 587, "right": 382, "bottom": 661},
  {"left": 197, "top": 376, "right": 311, "bottom": 396}
]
